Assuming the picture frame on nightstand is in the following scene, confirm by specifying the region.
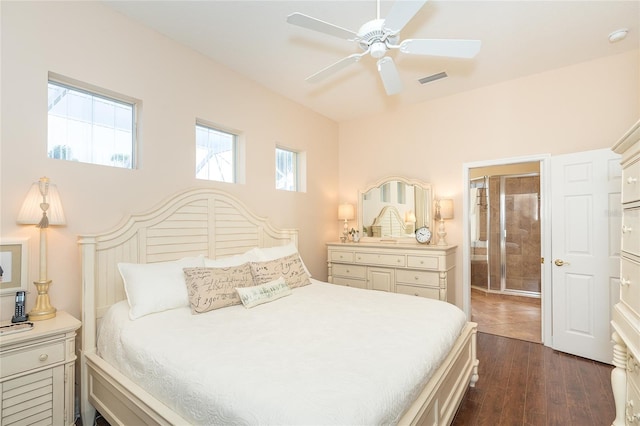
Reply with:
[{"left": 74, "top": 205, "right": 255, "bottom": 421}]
[{"left": 0, "top": 238, "right": 28, "bottom": 296}]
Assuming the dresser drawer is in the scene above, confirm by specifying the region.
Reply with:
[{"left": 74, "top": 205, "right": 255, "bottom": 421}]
[
  {"left": 396, "top": 284, "right": 440, "bottom": 300},
  {"left": 622, "top": 159, "right": 640, "bottom": 204},
  {"left": 396, "top": 269, "right": 439, "bottom": 286},
  {"left": 332, "top": 264, "right": 366, "bottom": 279},
  {"left": 355, "top": 252, "right": 405, "bottom": 267},
  {"left": 407, "top": 255, "right": 439, "bottom": 270},
  {"left": 333, "top": 277, "right": 367, "bottom": 289},
  {"left": 330, "top": 251, "right": 355, "bottom": 263},
  {"left": 622, "top": 207, "right": 640, "bottom": 257},
  {"left": 0, "top": 340, "right": 65, "bottom": 378},
  {"left": 621, "top": 258, "right": 640, "bottom": 315}
]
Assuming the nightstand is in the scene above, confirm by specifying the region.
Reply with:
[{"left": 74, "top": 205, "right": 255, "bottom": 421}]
[{"left": 0, "top": 311, "right": 81, "bottom": 425}]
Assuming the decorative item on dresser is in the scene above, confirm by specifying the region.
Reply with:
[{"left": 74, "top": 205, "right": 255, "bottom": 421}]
[
  {"left": 16, "top": 177, "right": 66, "bottom": 321},
  {"left": 611, "top": 119, "right": 640, "bottom": 426},
  {"left": 0, "top": 311, "right": 81, "bottom": 425},
  {"left": 327, "top": 242, "right": 456, "bottom": 302}
]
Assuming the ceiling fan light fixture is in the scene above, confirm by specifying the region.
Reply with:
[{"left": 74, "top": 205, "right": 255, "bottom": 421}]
[
  {"left": 370, "top": 41, "right": 387, "bottom": 58},
  {"left": 608, "top": 28, "right": 628, "bottom": 43}
]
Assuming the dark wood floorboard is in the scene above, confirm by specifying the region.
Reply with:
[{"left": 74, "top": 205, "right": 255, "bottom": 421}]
[{"left": 452, "top": 332, "right": 615, "bottom": 426}]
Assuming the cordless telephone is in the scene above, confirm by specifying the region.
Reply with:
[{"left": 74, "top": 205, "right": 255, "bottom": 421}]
[{"left": 11, "top": 290, "right": 28, "bottom": 323}]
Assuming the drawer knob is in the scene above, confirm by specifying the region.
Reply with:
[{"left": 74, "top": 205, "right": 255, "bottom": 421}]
[
  {"left": 621, "top": 277, "right": 631, "bottom": 287},
  {"left": 622, "top": 225, "right": 633, "bottom": 234},
  {"left": 414, "top": 293, "right": 419, "bottom": 296},
  {"left": 627, "top": 176, "right": 638, "bottom": 184},
  {"left": 414, "top": 276, "right": 419, "bottom": 280},
  {"left": 39, "top": 354, "right": 48, "bottom": 362}
]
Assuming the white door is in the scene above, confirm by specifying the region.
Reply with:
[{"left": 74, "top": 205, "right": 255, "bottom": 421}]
[{"left": 551, "top": 148, "right": 621, "bottom": 363}]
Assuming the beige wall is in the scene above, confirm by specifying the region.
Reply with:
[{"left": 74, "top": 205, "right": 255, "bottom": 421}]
[
  {"left": 0, "top": 2, "right": 339, "bottom": 321},
  {"left": 339, "top": 50, "right": 639, "bottom": 307}
]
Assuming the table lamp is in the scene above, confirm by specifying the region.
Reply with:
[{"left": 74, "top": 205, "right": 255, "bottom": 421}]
[{"left": 17, "top": 177, "right": 66, "bottom": 320}]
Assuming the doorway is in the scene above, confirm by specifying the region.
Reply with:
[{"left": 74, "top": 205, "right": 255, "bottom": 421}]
[
  {"left": 469, "top": 166, "right": 542, "bottom": 342},
  {"left": 462, "top": 154, "right": 551, "bottom": 346}
]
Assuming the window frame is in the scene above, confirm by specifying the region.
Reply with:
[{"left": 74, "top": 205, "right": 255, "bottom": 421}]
[
  {"left": 47, "top": 73, "right": 138, "bottom": 169},
  {"left": 195, "top": 121, "right": 239, "bottom": 184},
  {"left": 276, "top": 146, "right": 306, "bottom": 192}
]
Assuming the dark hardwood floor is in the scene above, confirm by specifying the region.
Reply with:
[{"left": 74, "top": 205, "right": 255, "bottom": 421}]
[{"left": 452, "top": 332, "right": 615, "bottom": 426}]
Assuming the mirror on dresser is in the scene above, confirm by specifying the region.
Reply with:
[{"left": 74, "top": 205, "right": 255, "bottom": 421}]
[{"left": 357, "top": 176, "right": 433, "bottom": 239}]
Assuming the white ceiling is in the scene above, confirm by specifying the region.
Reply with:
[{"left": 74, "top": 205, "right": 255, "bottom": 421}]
[{"left": 103, "top": 0, "right": 639, "bottom": 123}]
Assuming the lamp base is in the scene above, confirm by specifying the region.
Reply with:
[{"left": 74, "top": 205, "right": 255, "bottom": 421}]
[
  {"left": 437, "top": 219, "right": 448, "bottom": 246},
  {"left": 29, "top": 280, "right": 56, "bottom": 321}
]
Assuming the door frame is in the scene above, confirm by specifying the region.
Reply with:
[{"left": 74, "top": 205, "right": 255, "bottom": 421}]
[{"left": 462, "top": 153, "right": 552, "bottom": 346}]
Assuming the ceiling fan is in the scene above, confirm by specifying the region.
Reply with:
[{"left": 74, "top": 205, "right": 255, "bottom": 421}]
[{"left": 286, "top": 0, "right": 481, "bottom": 95}]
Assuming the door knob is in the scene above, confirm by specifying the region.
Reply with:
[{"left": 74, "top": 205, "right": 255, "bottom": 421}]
[{"left": 554, "top": 259, "right": 569, "bottom": 266}]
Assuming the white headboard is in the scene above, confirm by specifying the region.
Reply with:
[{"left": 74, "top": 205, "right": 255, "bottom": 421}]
[{"left": 78, "top": 187, "right": 298, "bottom": 353}]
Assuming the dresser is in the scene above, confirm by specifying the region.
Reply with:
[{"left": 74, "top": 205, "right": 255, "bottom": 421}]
[
  {"left": 0, "top": 311, "right": 81, "bottom": 426},
  {"left": 611, "top": 119, "right": 640, "bottom": 426},
  {"left": 327, "top": 241, "right": 456, "bottom": 302}
]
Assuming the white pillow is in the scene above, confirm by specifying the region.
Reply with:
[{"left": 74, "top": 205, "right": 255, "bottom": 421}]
[
  {"left": 118, "top": 256, "right": 205, "bottom": 320},
  {"left": 204, "top": 250, "right": 259, "bottom": 268},
  {"left": 249, "top": 242, "right": 311, "bottom": 277},
  {"left": 236, "top": 277, "right": 291, "bottom": 308}
]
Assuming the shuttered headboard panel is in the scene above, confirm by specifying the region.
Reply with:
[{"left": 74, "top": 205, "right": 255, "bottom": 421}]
[{"left": 78, "top": 187, "right": 298, "bottom": 353}]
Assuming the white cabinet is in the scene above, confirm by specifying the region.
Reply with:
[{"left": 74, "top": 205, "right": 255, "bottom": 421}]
[
  {"left": 611, "top": 120, "right": 640, "bottom": 426},
  {"left": 0, "top": 312, "right": 81, "bottom": 426},
  {"left": 327, "top": 242, "right": 456, "bottom": 302}
]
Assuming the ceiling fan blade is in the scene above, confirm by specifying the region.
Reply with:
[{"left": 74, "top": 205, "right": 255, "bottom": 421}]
[
  {"left": 399, "top": 39, "right": 482, "bottom": 58},
  {"left": 287, "top": 13, "right": 358, "bottom": 41},
  {"left": 306, "top": 53, "right": 365, "bottom": 83},
  {"left": 377, "top": 57, "right": 403, "bottom": 95},
  {"left": 383, "top": 0, "right": 428, "bottom": 34}
]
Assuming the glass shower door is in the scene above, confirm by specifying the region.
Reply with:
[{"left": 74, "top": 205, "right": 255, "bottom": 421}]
[{"left": 502, "top": 175, "right": 541, "bottom": 294}]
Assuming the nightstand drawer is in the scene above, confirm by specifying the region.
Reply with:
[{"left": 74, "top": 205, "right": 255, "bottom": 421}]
[
  {"left": 621, "top": 258, "right": 640, "bottom": 314},
  {"left": 332, "top": 264, "right": 366, "bottom": 279},
  {"left": 622, "top": 207, "right": 640, "bottom": 257},
  {"left": 355, "top": 252, "right": 405, "bottom": 267},
  {"left": 396, "top": 284, "right": 440, "bottom": 300},
  {"left": 396, "top": 269, "right": 439, "bottom": 286},
  {"left": 622, "top": 159, "right": 640, "bottom": 204},
  {"left": 330, "top": 251, "right": 355, "bottom": 263},
  {"left": 1, "top": 340, "right": 65, "bottom": 377},
  {"left": 407, "top": 255, "right": 439, "bottom": 270}
]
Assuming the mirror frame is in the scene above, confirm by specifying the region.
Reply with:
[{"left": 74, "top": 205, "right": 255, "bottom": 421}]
[{"left": 357, "top": 176, "right": 433, "bottom": 239}]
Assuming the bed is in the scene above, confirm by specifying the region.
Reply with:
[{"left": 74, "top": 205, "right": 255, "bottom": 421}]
[{"left": 78, "top": 187, "right": 478, "bottom": 425}]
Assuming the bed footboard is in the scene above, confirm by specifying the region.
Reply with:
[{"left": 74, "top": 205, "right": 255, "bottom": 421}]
[
  {"left": 84, "top": 352, "right": 189, "bottom": 426},
  {"left": 398, "top": 321, "right": 479, "bottom": 426}
]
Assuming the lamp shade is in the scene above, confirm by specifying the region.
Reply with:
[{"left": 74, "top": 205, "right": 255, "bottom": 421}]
[
  {"left": 405, "top": 210, "right": 416, "bottom": 223},
  {"left": 338, "top": 203, "right": 355, "bottom": 221},
  {"left": 439, "top": 199, "right": 454, "bottom": 220},
  {"left": 17, "top": 178, "right": 66, "bottom": 226}
]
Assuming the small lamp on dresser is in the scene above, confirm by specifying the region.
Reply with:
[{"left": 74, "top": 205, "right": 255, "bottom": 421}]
[
  {"left": 435, "top": 199, "right": 453, "bottom": 246},
  {"left": 338, "top": 203, "right": 355, "bottom": 243},
  {"left": 16, "top": 177, "right": 66, "bottom": 321}
]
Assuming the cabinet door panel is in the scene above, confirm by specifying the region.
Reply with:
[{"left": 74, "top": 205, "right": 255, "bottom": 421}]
[{"left": 368, "top": 268, "right": 395, "bottom": 292}]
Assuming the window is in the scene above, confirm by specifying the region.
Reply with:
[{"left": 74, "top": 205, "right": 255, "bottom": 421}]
[
  {"left": 195, "top": 123, "right": 236, "bottom": 183},
  {"left": 47, "top": 78, "right": 136, "bottom": 168},
  {"left": 275, "top": 147, "right": 298, "bottom": 191},
  {"left": 381, "top": 183, "right": 390, "bottom": 203}
]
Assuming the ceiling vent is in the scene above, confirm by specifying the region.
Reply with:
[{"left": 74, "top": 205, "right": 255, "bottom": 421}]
[{"left": 419, "top": 71, "right": 448, "bottom": 84}]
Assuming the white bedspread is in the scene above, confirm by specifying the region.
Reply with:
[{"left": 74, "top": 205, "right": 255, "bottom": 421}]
[{"left": 98, "top": 280, "right": 467, "bottom": 425}]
